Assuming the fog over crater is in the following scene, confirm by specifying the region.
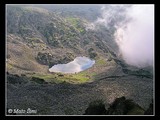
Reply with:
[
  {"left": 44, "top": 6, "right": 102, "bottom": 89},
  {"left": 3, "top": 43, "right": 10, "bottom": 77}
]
[{"left": 87, "top": 4, "right": 154, "bottom": 68}]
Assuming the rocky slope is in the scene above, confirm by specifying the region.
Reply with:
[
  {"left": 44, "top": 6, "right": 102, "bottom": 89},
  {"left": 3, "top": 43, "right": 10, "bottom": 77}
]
[
  {"left": 7, "top": 5, "right": 120, "bottom": 75},
  {"left": 7, "top": 72, "right": 153, "bottom": 115}
]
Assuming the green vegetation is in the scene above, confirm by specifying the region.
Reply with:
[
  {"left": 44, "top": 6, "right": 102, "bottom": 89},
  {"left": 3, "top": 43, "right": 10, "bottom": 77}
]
[
  {"left": 66, "top": 17, "right": 85, "bottom": 34},
  {"left": 31, "top": 73, "right": 63, "bottom": 84},
  {"left": 29, "top": 68, "right": 97, "bottom": 84},
  {"left": 31, "top": 57, "right": 111, "bottom": 84},
  {"left": 69, "top": 74, "right": 89, "bottom": 83},
  {"left": 66, "top": 17, "right": 79, "bottom": 28},
  {"left": 70, "top": 71, "right": 96, "bottom": 83},
  {"left": 27, "top": 37, "right": 42, "bottom": 42},
  {"left": 7, "top": 63, "right": 13, "bottom": 70},
  {"left": 96, "top": 59, "right": 107, "bottom": 66}
]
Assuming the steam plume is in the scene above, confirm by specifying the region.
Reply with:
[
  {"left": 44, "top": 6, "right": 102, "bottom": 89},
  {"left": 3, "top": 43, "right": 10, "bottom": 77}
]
[{"left": 88, "top": 5, "right": 154, "bottom": 68}]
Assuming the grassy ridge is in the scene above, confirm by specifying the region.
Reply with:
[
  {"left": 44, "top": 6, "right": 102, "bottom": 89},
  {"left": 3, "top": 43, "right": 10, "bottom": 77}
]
[{"left": 31, "top": 70, "right": 95, "bottom": 84}]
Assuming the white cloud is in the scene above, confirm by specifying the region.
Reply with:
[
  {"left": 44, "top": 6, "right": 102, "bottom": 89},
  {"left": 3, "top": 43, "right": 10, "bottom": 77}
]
[
  {"left": 114, "top": 5, "right": 154, "bottom": 67},
  {"left": 86, "top": 4, "right": 154, "bottom": 68}
]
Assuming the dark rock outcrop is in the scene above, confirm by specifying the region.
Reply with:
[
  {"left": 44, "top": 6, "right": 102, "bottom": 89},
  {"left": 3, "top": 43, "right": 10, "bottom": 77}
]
[
  {"left": 84, "top": 96, "right": 146, "bottom": 115},
  {"left": 84, "top": 100, "right": 107, "bottom": 115},
  {"left": 144, "top": 100, "right": 153, "bottom": 115},
  {"left": 107, "top": 96, "right": 145, "bottom": 115},
  {"left": 7, "top": 72, "right": 28, "bottom": 84},
  {"left": 106, "top": 96, "right": 128, "bottom": 115},
  {"left": 36, "top": 52, "right": 74, "bottom": 67},
  {"left": 31, "top": 77, "right": 48, "bottom": 84}
]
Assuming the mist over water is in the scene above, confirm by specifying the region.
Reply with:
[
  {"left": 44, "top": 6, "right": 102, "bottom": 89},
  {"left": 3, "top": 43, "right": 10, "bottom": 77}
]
[
  {"left": 87, "top": 5, "right": 154, "bottom": 68},
  {"left": 49, "top": 57, "right": 95, "bottom": 73}
]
